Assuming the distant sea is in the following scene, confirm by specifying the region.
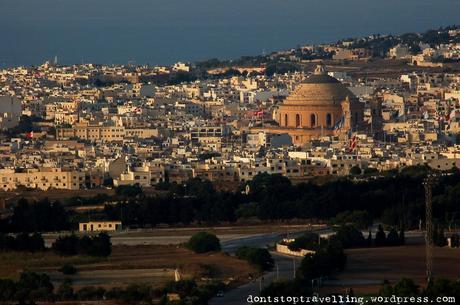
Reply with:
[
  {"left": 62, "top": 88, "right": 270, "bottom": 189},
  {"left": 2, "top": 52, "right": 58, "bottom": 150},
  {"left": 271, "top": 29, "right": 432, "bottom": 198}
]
[{"left": 1, "top": 0, "right": 460, "bottom": 67}]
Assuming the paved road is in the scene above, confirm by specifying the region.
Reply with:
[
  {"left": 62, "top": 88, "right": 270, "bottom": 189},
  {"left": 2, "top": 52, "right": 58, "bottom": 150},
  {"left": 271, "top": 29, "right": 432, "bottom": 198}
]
[
  {"left": 208, "top": 228, "right": 330, "bottom": 305},
  {"left": 209, "top": 229, "right": 428, "bottom": 305},
  {"left": 209, "top": 252, "right": 302, "bottom": 305},
  {"left": 42, "top": 225, "right": 316, "bottom": 248}
]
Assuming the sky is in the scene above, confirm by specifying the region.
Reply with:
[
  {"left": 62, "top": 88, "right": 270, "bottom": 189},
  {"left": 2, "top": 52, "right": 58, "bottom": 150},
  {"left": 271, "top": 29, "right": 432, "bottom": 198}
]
[{"left": 1, "top": 0, "right": 460, "bottom": 66}]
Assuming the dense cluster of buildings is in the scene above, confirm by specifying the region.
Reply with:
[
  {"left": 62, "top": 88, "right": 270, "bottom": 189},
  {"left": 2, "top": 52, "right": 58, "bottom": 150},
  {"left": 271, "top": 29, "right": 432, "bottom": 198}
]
[{"left": 1, "top": 36, "right": 460, "bottom": 191}]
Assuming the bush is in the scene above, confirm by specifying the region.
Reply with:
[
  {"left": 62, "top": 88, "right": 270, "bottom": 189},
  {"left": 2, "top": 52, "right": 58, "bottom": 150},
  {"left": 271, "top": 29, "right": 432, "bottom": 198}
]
[
  {"left": 297, "top": 242, "right": 346, "bottom": 280},
  {"left": 236, "top": 247, "right": 274, "bottom": 271},
  {"left": 386, "top": 228, "right": 401, "bottom": 246},
  {"left": 331, "top": 226, "right": 366, "bottom": 249},
  {"left": 52, "top": 233, "right": 112, "bottom": 257},
  {"left": 330, "top": 210, "right": 372, "bottom": 230},
  {"left": 374, "top": 225, "right": 387, "bottom": 247},
  {"left": 59, "top": 264, "right": 77, "bottom": 275},
  {"left": 433, "top": 227, "right": 448, "bottom": 247},
  {"left": 287, "top": 233, "right": 320, "bottom": 251},
  {"left": 450, "top": 234, "right": 459, "bottom": 248},
  {"left": 115, "top": 184, "right": 142, "bottom": 197},
  {"left": 0, "top": 232, "right": 45, "bottom": 252},
  {"left": 76, "top": 286, "right": 106, "bottom": 300},
  {"left": 57, "top": 279, "right": 74, "bottom": 300},
  {"left": 16, "top": 272, "right": 54, "bottom": 302},
  {"left": 350, "top": 166, "right": 362, "bottom": 175},
  {"left": 187, "top": 232, "right": 221, "bottom": 253}
]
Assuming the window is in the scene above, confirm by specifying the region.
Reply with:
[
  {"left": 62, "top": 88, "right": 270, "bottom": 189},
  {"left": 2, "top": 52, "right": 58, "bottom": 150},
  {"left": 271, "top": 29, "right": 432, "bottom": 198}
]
[
  {"left": 284, "top": 114, "right": 288, "bottom": 126},
  {"left": 326, "top": 113, "right": 332, "bottom": 127},
  {"left": 310, "top": 114, "right": 316, "bottom": 127},
  {"left": 295, "top": 114, "right": 301, "bottom": 127}
]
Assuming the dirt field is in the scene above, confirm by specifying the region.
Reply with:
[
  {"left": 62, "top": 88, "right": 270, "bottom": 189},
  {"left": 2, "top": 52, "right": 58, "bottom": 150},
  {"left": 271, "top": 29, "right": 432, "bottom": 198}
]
[
  {"left": 322, "top": 244, "right": 460, "bottom": 294},
  {"left": 0, "top": 245, "right": 257, "bottom": 290}
]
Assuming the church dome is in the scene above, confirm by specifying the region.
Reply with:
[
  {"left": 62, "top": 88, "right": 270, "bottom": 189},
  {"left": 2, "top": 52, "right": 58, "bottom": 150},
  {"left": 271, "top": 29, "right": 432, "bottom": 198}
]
[{"left": 283, "top": 65, "right": 357, "bottom": 106}]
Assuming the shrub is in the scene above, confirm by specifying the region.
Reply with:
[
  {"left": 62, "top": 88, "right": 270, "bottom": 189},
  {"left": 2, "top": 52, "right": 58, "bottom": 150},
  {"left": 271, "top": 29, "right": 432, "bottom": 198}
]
[
  {"left": 52, "top": 233, "right": 112, "bottom": 257},
  {"left": 330, "top": 210, "right": 372, "bottom": 230},
  {"left": 374, "top": 225, "right": 387, "bottom": 247},
  {"left": 59, "top": 264, "right": 77, "bottom": 275},
  {"left": 187, "top": 232, "right": 221, "bottom": 253},
  {"left": 76, "top": 286, "right": 106, "bottom": 300},
  {"left": 331, "top": 226, "right": 366, "bottom": 249},
  {"left": 0, "top": 233, "right": 45, "bottom": 252},
  {"left": 287, "top": 233, "right": 319, "bottom": 251},
  {"left": 386, "top": 228, "right": 401, "bottom": 246},
  {"left": 236, "top": 247, "right": 274, "bottom": 271},
  {"left": 433, "top": 227, "right": 448, "bottom": 247},
  {"left": 297, "top": 242, "right": 346, "bottom": 280},
  {"left": 57, "top": 279, "right": 74, "bottom": 300},
  {"left": 450, "top": 234, "right": 459, "bottom": 248}
]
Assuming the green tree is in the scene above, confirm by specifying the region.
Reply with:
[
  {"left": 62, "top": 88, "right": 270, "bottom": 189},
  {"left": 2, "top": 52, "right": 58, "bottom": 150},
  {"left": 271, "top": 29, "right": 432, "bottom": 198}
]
[
  {"left": 393, "top": 278, "right": 419, "bottom": 296},
  {"left": 349, "top": 166, "right": 362, "bottom": 176},
  {"left": 374, "top": 225, "right": 387, "bottom": 247},
  {"left": 187, "top": 232, "right": 221, "bottom": 253},
  {"left": 399, "top": 228, "right": 406, "bottom": 245},
  {"left": 59, "top": 264, "right": 77, "bottom": 275},
  {"left": 235, "top": 247, "right": 274, "bottom": 271},
  {"left": 386, "top": 228, "right": 400, "bottom": 246},
  {"left": 57, "top": 279, "right": 74, "bottom": 300},
  {"left": 450, "top": 234, "right": 459, "bottom": 248},
  {"left": 287, "top": 233, "right": 320, "bottom": 251}
]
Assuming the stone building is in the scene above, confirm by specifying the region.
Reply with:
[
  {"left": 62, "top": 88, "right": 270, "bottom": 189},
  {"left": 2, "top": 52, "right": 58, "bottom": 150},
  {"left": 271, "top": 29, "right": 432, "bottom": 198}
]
[{"left": 258, "top": 65, "right": 365, "bottom": 145}]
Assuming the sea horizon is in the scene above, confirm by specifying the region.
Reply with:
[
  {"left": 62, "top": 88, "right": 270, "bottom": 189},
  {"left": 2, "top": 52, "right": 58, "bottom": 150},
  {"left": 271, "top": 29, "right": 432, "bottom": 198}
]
[{"left": 1, "top": 0, "right": 460, "bottom": 67}]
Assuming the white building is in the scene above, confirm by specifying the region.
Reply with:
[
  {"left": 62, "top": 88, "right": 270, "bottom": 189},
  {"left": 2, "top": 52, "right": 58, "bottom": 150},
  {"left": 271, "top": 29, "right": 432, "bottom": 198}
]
[{"left": 0, "top": 96, "right": 21, "bottom": 130}]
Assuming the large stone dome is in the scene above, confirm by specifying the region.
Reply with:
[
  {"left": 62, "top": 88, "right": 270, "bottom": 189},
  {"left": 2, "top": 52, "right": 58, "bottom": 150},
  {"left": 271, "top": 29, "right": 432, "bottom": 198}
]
[
  {"left": 283, "top": 65, "right": 357, "bottom": 106},
  {"left": 262, "top": 64, "right": 365, "bottom": 145}
]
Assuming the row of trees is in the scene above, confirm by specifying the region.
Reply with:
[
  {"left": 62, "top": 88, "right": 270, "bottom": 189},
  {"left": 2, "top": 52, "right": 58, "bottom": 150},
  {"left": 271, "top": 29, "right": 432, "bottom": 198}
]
[
  {"left": 3, "top": 166, "right": 460, "bottom": 233},
  {"left": 286, "top": 225, "right": 405, "bottom": 253},
  {"left": 0, "top": 232, "right": 45, "bottom": 252},
  {"left": 331, "top": 225, "right": 405, "bottom": 249},
  {"left": 379, "top": 278, "right": 460, "bottom": 302},
  {"left": 52, "top": 233, "right": 112, "bottom": 257},
  {"left": 0, "top": 272, "right": 223, "bottom": 304},
  {"left": 0, "top": 272, "right": 54, "bottom": 302},
  {"left": 0, "top": 272, "right": 231, "bottom": 304},
  {"left": 1, "top": 198, "right": 70, "bottom": 233}
]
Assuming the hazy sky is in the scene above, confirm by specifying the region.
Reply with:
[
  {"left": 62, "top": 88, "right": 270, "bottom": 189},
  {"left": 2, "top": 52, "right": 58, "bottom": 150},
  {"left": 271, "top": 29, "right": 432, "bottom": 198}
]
[{"left": 1, "top": 0, "right": 460, "bottom": 66}]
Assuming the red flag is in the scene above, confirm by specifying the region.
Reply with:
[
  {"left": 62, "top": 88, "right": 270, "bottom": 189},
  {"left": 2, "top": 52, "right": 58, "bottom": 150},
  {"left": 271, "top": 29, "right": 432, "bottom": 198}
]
[
  {"left": 349, "top": 134, "right": 357, "bottom": 152},
  {"left": 26, "top": 131, "right": 34, "bottom": 139}
]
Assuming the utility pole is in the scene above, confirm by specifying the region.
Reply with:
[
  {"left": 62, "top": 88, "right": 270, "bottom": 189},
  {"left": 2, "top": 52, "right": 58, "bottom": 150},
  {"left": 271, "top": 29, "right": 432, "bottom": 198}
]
[{"left": 423, "top": 173, "right": 438, "bottom": 283}]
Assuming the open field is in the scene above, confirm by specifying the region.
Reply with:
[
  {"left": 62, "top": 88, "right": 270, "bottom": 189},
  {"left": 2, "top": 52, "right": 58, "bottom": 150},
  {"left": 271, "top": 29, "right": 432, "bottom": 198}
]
[
  {"left": 0, "top": 244, "right": 257, "bottom": 290},
  {"left": 322, "top": 244, "right": 460, "bottom": 294}
]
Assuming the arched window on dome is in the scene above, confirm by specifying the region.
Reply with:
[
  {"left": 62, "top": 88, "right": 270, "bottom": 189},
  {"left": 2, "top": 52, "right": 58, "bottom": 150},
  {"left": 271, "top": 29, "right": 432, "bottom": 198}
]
[
  {"left": 295, "top": 114, "right": 301, "bottom": 128},
  {"left": 310, "top": 114, "right": 316, "bottom": 128},
  {"left": 284, "top": 114, "right": 289, "bottom": 127},
  {"left": 326, "top": 113, "right": 332, "bottom": 128}
]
